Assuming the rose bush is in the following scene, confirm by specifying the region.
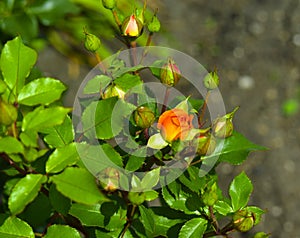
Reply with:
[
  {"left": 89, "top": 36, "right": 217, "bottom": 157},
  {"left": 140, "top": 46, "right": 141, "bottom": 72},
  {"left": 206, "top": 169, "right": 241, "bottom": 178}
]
[{"left": 0, "top": 1, "right": 269, "bottom": 237}]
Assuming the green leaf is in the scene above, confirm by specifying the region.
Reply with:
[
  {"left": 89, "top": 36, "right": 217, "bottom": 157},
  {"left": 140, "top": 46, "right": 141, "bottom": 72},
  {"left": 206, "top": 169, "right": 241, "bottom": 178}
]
[
  {"left": 140, "top": 167, "right": 160, "bottom": 190},
  {"left": 0, "top": 79, "right": 7, "bottom": 94},
  {"left": 46, "top": 143, "right": 79, "bottom": 173},
  {"left": 19, "top": 193, "right": 52, "bottom": 228},
  {"left": 204, "top": 131, "right": 266, "bottom": 165},
  {"left": 76, "top": 143, "right": 123, "bottom": 175},
  {"left": 144, "top": 190, "right": 159, "bottom": 201},
  {"left": 125, "top": 155, "right": 145, "bottom": 171},
  {"left": 95, "top": 229, "right": 133, "bottom": 238},
  {"left": 49, "top": 184, "right": 71, "bottom": 215},
  {"left": 24, "top": 147, "right": 47, "bottom": 163},
  {"left": 69, "top": 202, "right": 127, "bottom": 230},
  {"left": 0, "top": 36, "right": 37, "bottom": 95},
  {"left": 0, "top": 217, "right": 34, "bottom": 238},
  {"left": 20, "top": 131, "right": 38, "bottom": 147},
  {"left": 149, "top": 60, "right": 165, "bottom": 79},
  {"left": 51, "top": 167, "right": 108, "bottom": 205},
  {"left": 139, "top": 205, "right": 155, "bottom": 234},
  {"left": 44, "top": 225, "right": 81, "bottom": 238},
  {"left": 178, "top": 167, "right": 206, "bottom": 193},
  {"left": 162, "top": 181, "right": 196, "bottom": 215},
  {"left": 18, "top": 77, "right": 66, "bottom": 106},
  {"left": 179, "top": 218, "right": 207, "bottom": 238},
  {"left": 0, "top": 137, "right": 24, "bottom": 154},
  {"left": 22, "top": 106, "right": 71, "bottom": 132},
  {"left": 214, "top": 200, "right": 233, "bottom": 216},
  {"left": 83, "top": 75, "right": 111, "bottom": 94},
  {"left": 8, "top": 174, "right": 47, "bottom": 215},
  {"left": 114, "top": 73, "right": 142, "bottom": 92},
  {"left": 41, "top": 115, "right": 74, "bottom": 148},
  {"left": 147, "top": 133, "right": 168, "bottom": 149},
  {"left": 229, "top": 172, "right": 253, "bottom": 212},
  {"left": 82, "top": 98, "right": 134, "bottom": 140}
]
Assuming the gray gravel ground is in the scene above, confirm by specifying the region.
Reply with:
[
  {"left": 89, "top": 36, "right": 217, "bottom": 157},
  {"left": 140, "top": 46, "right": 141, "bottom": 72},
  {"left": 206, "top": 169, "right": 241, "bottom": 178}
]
[
  {"left": 37, "top": 0, "right": 300, "bottom": 237},
  {"left": 156, "top": 0, "right": 300, "bottom": 237}
]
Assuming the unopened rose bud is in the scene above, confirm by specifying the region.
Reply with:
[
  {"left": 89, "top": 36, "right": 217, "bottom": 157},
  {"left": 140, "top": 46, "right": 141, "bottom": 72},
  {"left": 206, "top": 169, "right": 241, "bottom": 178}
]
[
  {"left": 0, "top": 100, "right": 17, "bottom": 126},
  {"left": 134, "top": 106, "right": 155, "bottom": 129},
  {"left": 233, "top": 209, "right": 255, "bottom": 232},
  {"left": 84, "top": 31, "right": 101, "bottom": 52},
  {"left": 203, "top": 71, "right": 219, "bottom": 90},
  {"left": 212, "top": 106, "right": 239, "bottom": 138},
  {"left": 121, "top": 14, "right": 143, "bottom": 38},
  {"left": 102, "top": 84, "right": 125, "bottom": 99},
  {"left": 102, "top": 0, "right": 115, "bottom": 10},
  {"left": 148, "top": 15, "right": 161, "bottom": 33},
  {"left": 196, "top": 131, "right": 216, "bottom": 156},
  {"left": 160, "top": 59, "right": 181, "bottom": 87}
]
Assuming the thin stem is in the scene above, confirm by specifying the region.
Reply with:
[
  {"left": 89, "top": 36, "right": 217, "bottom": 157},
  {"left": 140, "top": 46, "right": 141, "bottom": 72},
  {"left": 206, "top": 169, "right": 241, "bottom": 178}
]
[
  {"left": 95, "top": 52, "right": 107, "bottom": 74},
  {"left": 139, "top": 32, "right": 153, "bottom": 64},
  {"left": 190, "top": 157, "right": 204, "bottom": 166},
  {"left": 0, "top": 153, "right": 27, "bottom": 175},
  {"left": 111, "top": 9, "right": 122, "bottom": 28},
  {"left": 119, "top": 205, "right": 137, "bottom": 238},
  {"left": 203, "top": 222, "right": 235, "bottom": 238},
  {"left": 198, "top": 90, "right": 210, "bottom": 127},
  {"left": 161, "top": 87, "right": 171, "bottom": 114},
  {"left": 209, "top": 206, "right": 220, "bottom": 233},
  {"left": 130, "top": 41, "right": 138, "bottom": 66}
]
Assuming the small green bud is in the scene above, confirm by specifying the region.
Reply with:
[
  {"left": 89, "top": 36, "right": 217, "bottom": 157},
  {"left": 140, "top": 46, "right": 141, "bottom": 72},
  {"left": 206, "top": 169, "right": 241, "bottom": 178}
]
[
  {"left": 128, "top": 192, "right": 145, "bottom": 205},
  {"left": 196, "top": 131, "right": 216, "bottom": 156},
  {"left": 102, "top": 84, "right": 125, "bottom": 99},
  {"left": 0, "top": 100, "right": 17, "bottom": 126},
  {"left": 102, "top": 0, "right": 116, "bottom": 10},
  {"left": 212, "top": 106, "right": 239, "bottom": 138},
  {"left": 121, "top": 14, "right": 143, "bottom": 38},
  {"left": 233, "top": 209, "right": 255, "bottom": 232},
  {"left": 134, "top": 106, "right": 155, "bottom": 129},
  {"left": 148, "top": 15, "right": 161, "bottom": 33},
  {"left": 254, "top": 232, "right": 270, "bottom": 238},
  {"left": 160, "top": 59, "right": 181, "bottom": 86},
  {"left": 202, "top": 182, "right": 218, "bottom": 206},
  {"left": 203, "top": 71, "right": 219, "bottom": 90},
  {"left": 84, "top": 31, "right": 101, "bottom": 52}
]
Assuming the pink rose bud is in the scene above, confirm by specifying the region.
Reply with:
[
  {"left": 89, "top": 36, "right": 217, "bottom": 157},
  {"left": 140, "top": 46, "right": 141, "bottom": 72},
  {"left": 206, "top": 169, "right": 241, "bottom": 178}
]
[{"left": 122, "top": 14, "right": 143, "bottom": 38}]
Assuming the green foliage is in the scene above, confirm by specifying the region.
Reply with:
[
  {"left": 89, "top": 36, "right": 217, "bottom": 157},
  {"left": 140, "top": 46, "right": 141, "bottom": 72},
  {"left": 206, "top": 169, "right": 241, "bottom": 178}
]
[{"left": 0, "top": 2, "right": 268, "bottom": 237}]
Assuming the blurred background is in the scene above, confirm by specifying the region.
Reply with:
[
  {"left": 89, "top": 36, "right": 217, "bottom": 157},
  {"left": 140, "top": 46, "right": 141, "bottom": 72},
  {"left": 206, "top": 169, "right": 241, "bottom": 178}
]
[{"left": 1, "top": 0, "right": 299, "bottom": 237}]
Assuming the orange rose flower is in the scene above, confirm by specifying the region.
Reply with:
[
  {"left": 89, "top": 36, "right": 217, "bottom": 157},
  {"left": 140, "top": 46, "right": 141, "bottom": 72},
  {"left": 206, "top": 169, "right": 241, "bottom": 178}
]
[{"left": 157, "top": 108, "right": 194, "bottom": 142}]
